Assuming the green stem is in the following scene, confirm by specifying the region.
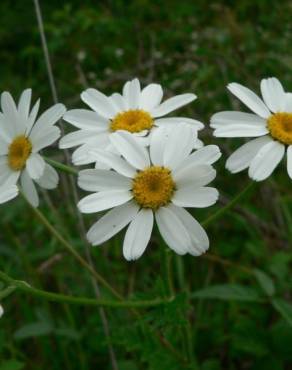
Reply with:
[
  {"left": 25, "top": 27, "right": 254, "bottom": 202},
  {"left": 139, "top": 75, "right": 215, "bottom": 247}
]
[
  {"left": 0, "top": 270, "right": 172, "bottom": 308},
  {"left": 44, "top": 157, "right": 78, "bottom": 176},
  {"left": 22, "top": 193, "right": 122, "bottom": 300},
  {"left": 0, "top": 285, "right": 17, "bottom": 299},
  {"left": 202, "top": 181, "right": 256, "bottom": 228}
]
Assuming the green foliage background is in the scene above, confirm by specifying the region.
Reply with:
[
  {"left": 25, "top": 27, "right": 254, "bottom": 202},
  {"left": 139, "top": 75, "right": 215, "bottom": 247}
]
[{"left": 0, "top": 0, "right": 292, "bottom": 369}]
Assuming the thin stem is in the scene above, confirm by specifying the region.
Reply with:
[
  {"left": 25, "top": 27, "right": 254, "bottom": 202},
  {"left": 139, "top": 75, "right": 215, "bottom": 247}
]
[
  {"left": 202, "top": 181, "right": 256, "bottom": 228},
  {"left": 0, "top": 271, "right": 172, "bottom": 308},
  {"left": 44, "top": 157, "right": 78, "bottom": 176},
  {"left": 22, "top": 193, "right": 122, "bottom": 300}
]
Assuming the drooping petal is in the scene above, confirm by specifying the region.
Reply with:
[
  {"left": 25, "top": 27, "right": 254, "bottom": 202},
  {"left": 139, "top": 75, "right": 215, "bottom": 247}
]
[
  {"left": 20, "top": 170, "right": 39, "bottom": 207},
  {"left": 226, "top": 136, "right": 271, "bottom": 173},
  {"left": 172, "top": 186, "right": 219, "bottom": 208},
  {"left": 110, "top": 131, "right": 150, "bottom": 169},
  {"left": 26, "top": 153, "right": 45, "bottom": 179},
  {"left": 78, "top": 190, "right": 133, "bottom": 214},
  {"left": 87, "top": 201, "right": 139, "bottom": 246},
  {"left": 168, "top": 204, "right": 209, "bottom": 255},
  {"left": 260, "top": 77, "right": 286, "bottom": 113},
  {"left": 287, "top": 145, "right": 292, "bottom": 179},
  {"left": 0, "top": 183, "right": 18, "bottom": 204},
  {"left": 155, "top": 206, "right": 191, "bottom": 255},
  {"left": 248, "top": 140, "right": 285, "bottom": 181},
  {"left": 123, "top": 208, "right": 153, "bottom": 261},
  {"left": 227, "top": 83, "right": 270, "bottom": 118},
  {"left": 35, "top": 163, "right": 59, "bottom": 189},
  {"left": 139, "top": 84, "right": 163, "bottom": 111},
  {"left": 152, "top": 93, "right": 197, "bottom": 118},
  {"left": 78, "top": 169, "right": 132, "bottom": 192}
]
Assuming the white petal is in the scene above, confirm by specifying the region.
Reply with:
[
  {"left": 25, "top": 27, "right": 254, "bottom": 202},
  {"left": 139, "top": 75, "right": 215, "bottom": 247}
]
[
  {"left": 18, "top": 89, "right": 32, "bottom": 119},
  {"left": 168, "top": 204, "right": 209, "bottom": 255},
  {"left": 90, "top": 149, "right": 136, "bottom": 178},
  {"left": 63, "top": 109, "right": 109, "bottom": 130},
  {"left": 226, "top": 136, "right": 271, "bottom": 173},
  {"left": 87, "top": 201, "right": 139, "bottom": 246},
  {"left": 149, "top": 127, "right": 170, "bottom": 166},
  {"left": 25, "top": 99, "right": 40, "bottom": 135},
  {"left": 0, "top": 304, "right": 3, "bottom": 317},
  {"left": 155, "top": 117, "right": 204, "bottom": 130},
  {"left": 30, "top": 126, "right": 61, "bottom": 153},
  {"left": 123, "top": 208, "right": 153, "bottom": 261},
  {"left": 110, "top": 93, "right": 126, "bottom": 112},
  {"left": 71, "top": 134, "right": 110, "bottom": 165},
  {"left": 152, "top": 93, "right": 197, "bottom": 118},
  {"left": 173, "top": 186, "right": 219, "bottom": 208},
  {"left": 282, "top": 93, "right": 292, "bottom": 113},
  {"left": 21, "top": 170, "right": 39, "bottom": 207},
  {"left": 26, "top": 153, "right": 45, "bottom": 179},
  {"left": 287, "top": 146, "right": 292, "bottom": 179},
  {"left": 0, "top": 136, "right": 8, "bottom": 155},
  {"left": 32, "top": 103, "right": 65, "bottom": 134},
  {"left": 0, "top": 183, "right": 18, "bottom": 204},
  {"left": 110, "top": 131, "right": 150, "bottom": 169},
  {"left": 213, "top": 125, "right": 268, "bottom": 137},
  {"left": 175, "top": 145, "right": 221, "bottom": 175},
  {"left": 78, "top": 169, "right": 132, "bottom": 192},
  {"left": 260, "top": 77, "right": 286, "bottom": 113},
  {"left": 227, "top": 83, "right": 270, "bottom": 118},
  {"left": 59, "top": 130, "right": 103, "bottom": 149},
  {"left": 139, "top": 84, "right": 163, "bottom": 111},
  {"left": 163, "top": 125, "right": 195, "bottom": 169},
  {"left": 0, "top": 112, "right": 14, "bottom": 142},
  {"left": 0, "top": 166, "right": 20, "bottom": 187},
  {"left": 123, "top": 78, "right": 141, "bottom": 109},
  {"left": 81, "top": 89, "right": 116, "bottom": 119},
  {"left": 35, "top": 163, "right": 59, "bottom": 189},
  {"left": 174, "top": 164, "right": 216, "bottom": 188},
  {"left": 211, "top": 111, "right": 267, "bottom": 128},
  {"left": 248, "top": 140, "right": 285, "bottom": 181},
  {"left": 155, "top": 206, "right": 191, "bottom": 255},
  {"left": 78, "top": 190, "right": 133, "bottom": 214},
  {"left": 1, "top": 92, "right": 22, "bottom": 134}
]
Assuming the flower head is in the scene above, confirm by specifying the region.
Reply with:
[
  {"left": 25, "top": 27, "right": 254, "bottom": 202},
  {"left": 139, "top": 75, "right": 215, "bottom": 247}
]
[
  {"left": 0, "top": 90, "right": 66, "bottom": 206},
  {"left": 60, "top": 78, "right": 204, "bottom": 165},
  {"left": 78, "top": 126, "right": 221, "bottom": 261},
  {"left": 211, "top": 77, "right": 292, "bottom": 181}
]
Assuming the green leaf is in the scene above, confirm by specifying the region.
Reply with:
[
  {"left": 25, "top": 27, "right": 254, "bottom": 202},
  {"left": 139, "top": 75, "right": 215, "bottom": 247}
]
[
  {"left": 190, "top": 284, "right": 262, "bottom": 302},
  {"left": 0, "top": 360, "right": 24, "bottom": 370},
  {"left": 253, "top": 269, "right": 275, "bottom": 296},
  {"left": 272, "top": 299, "right": 292, "bottom": 326},
  {"left": 14, "top": 322, "right": 53, "bottom": 340}
]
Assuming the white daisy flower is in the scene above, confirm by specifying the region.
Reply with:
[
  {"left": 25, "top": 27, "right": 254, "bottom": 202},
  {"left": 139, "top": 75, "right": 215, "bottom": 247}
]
[
  {"left": 0, "top": 304, "right": 3, "bottom": 318},
  {"left": 60, "top": 78, "right": 204, "bottom": 165},
  {"left": 0, "top": 89, "right": 66, "bottom": 206},
  {"left": 211, "top": 77, "right": 292, "bottom": 181},
  {"left": 78, "top": 126, "right": 221, "bottom": 261}
]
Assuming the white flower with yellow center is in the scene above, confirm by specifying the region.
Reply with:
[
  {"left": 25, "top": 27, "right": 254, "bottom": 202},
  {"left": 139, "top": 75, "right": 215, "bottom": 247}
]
[
  {"left": 60, "top": 78, "right": 203, "bottom": 165},
  {"left": 0, "top": 90, "right": 66, "bottom": 206},
  {"left": 211, "top": 77, "right": 292, "bottom": 181},
  {"left": 78, "top": 126, "right": 221, "bottom": 261}
]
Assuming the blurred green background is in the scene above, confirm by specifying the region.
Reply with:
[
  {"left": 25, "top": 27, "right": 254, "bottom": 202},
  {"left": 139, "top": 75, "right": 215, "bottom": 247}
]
[{"left": 0, "top": 0, "right": 292, "bottom": 369}]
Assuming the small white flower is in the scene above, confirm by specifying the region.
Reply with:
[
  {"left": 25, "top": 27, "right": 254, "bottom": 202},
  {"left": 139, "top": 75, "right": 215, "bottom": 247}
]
[
  {"left": 0, "top": 89, "right": 66, "bottom": 206},
  {"left": 0, "top": 304, "right": 3, "bottom": 318},
  {"left": 78, "top": 126, "right": 221, "bottom": 261},
  {"left": 60, "top": 78, "right": 204, "bottom": 165},
  {"left": 211, "top": 77, "right": 292, "bottom": 181}
]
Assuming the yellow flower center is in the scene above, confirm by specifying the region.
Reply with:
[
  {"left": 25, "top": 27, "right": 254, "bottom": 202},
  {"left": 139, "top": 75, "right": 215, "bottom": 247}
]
[
  {"left": 8, "top": 135, "right": 32, "bottom": 171},
  {"left": 132, "top": 166, "right": 175, "bottom": 209},
  {"left": 110, "top": 109, "right": 154, "bottom": 133},
  {"left": 267, "top": 112, "right": 292, "bottom": 145}
]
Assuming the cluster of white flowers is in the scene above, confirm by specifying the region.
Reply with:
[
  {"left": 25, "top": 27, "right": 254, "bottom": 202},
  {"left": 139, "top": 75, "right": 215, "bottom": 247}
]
[{"left": 0, "top": 77, "right": 291, "bottom": 260}]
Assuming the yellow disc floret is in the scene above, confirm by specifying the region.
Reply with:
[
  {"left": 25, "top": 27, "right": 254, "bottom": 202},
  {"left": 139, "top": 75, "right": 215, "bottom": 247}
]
[
  {"left": 8, "top": 135, "right": 32, "bottom": 171},
  {"left": 132, "top": 166, "right": 175, "bottom": 209},
  {"left": 267, "top": 112, "right": 292, "bottom": 145},
  {"left": 110, "top": 110, "right": 154, "bottom": 133}
]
